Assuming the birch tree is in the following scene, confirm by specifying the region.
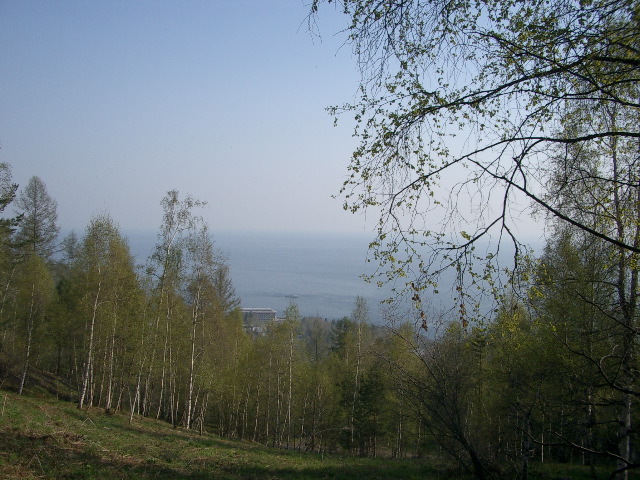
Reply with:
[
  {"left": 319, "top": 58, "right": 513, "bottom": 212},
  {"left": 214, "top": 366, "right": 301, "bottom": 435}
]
[
  {"left": 183, "top": 224, "right": 219, "bottom": 429},
  {"left": 538, "top": 94, "right": 640, "bottom": 479},
  {"left": 15, "top": 254, "right": 54, "bottom": 394},
  {"left": 283, "top": 303, "right": 301, "bottom": 449},
  {"left": 143, "top": 190, "right": 204, "bottom": 421},
  {"left": 311, "top": 0, "right": 640, "bottom": 314},
  {"left": 349, "top": 296, "right": 368, "bottom": 452},
  {"left": 77, "top": 214, "right": 139, "bottom": 410}
]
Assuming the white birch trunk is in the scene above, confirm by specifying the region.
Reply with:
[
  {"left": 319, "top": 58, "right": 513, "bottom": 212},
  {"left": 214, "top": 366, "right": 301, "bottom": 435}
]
[{"left": 79, "top": 277, "right": 101, "bottom": 409}]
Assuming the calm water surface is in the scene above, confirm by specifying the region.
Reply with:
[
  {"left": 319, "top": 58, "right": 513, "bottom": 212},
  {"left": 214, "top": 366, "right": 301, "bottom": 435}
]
[{"left": 129, "top": 230, "right": 394, "bottom": 321}]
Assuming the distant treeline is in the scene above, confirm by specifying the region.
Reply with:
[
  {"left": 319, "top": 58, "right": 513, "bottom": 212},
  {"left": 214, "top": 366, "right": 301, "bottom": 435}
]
[{"left": 0, "top": 164, "right": 637, "bottom": 479}]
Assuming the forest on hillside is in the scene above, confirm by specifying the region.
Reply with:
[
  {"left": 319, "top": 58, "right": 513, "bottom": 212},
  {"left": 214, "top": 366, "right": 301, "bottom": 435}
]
[{"left": 0, "top": 162, "right": 637, "bottom": 480}]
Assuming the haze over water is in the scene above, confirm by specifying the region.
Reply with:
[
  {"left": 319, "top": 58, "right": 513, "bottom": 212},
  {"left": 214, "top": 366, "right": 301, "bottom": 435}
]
[{"left": 129, "top": 231, "right": 394, "bottom": 321}]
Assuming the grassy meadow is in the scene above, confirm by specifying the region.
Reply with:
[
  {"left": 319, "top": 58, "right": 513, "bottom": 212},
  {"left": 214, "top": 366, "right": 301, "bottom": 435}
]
[
  {"left": 0, "top": 391, "right": 437, "bottom": 480},
  {"left": 1, "top": 390, "right": 630, "bottom": 480}
]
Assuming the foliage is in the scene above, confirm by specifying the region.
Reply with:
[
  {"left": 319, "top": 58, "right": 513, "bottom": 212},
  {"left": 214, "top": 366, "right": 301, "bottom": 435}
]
[
  {"left": 0, "top": 163, "right": 21, "bottom": 239},
  {"left": 3, "top": 164, "right": 640, "bottom": 478},
  {"left": 0, "top": 392, "right": 440, "bottom": 480},
  {"left": 308, "top": 3, "right": 640, "bottom": 476},
  {"left": 14, "top": 176, "right": 59, "bottom": 259},
  {"left": 311, "top": 0, "right": 640, "bottom": 316}
]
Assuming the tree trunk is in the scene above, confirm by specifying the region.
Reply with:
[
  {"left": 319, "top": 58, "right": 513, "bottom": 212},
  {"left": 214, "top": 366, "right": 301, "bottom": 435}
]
[
  {"left": 185, "top": 287, "right": 201, "bottom": 429},
  {"left": 286, "top": 326, "right": 294, "bottom": 449},
  {"left": 79, "top": 279, "right": 101, "bottom": 409},
  {"left": 105, "top": 301, "right": 118, "bottom": 413},
  {"left": 351, "top": 321, "right": 362, "bottom": 452},
  {"left": 18, "top": 283, "right": 36, "bottom": 395}
]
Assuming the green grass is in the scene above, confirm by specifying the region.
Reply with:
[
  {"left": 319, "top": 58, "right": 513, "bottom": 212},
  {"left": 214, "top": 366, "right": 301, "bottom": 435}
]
[
  {"left": 1, "top": 391, "right": 637, "bottom": 479},
  {"left": 0, "top": 391, "right": 437, "bottom": 480}
]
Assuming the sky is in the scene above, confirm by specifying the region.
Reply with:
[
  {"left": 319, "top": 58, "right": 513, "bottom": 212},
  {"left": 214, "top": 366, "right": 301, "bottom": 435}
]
[{"left": 0, "top": 0, "right": 367, "bottom": 235}]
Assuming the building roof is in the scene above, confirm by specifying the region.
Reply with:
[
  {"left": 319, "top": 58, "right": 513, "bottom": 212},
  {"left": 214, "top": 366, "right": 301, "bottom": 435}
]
[{"left": 241, "top": 308, "right": 277, "bottom": 314}]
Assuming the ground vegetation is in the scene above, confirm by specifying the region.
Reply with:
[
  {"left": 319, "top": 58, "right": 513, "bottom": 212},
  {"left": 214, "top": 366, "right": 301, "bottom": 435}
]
[{"left": 1, "top": 166, "right": 639, "bottom": 478}]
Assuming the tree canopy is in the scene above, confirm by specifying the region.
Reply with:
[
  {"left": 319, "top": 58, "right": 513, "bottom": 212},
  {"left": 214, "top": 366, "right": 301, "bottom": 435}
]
[
  {"left": 14, "top": 176, "right": 59, "bottom": 259},
  {"left": 312, "top": 0, "right": 640, "bottom": 303}
]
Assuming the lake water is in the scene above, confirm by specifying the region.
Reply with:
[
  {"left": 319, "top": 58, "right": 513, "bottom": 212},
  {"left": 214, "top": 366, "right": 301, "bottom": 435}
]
[
  {"left": 128, "top": 230, "right": 396, "bottom": 321},
  {"left": 126, "top": 229, "right": 528, "bottom": 323}
]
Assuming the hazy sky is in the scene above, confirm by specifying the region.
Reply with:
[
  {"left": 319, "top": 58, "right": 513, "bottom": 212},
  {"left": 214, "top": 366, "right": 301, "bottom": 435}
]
[{"left": 1, "top": 1, "right": 366, "bottom": 235}]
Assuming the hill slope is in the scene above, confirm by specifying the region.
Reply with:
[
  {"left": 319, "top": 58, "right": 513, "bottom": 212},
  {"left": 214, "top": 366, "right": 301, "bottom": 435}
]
[{"left": 0, "top": 392, "right": 433, "bottom": 480}]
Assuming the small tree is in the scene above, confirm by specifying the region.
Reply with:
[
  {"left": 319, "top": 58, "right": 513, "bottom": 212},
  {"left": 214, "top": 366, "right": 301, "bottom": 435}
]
[{"left": 14, "top": 176, "right": 59, "bottom": 259}]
